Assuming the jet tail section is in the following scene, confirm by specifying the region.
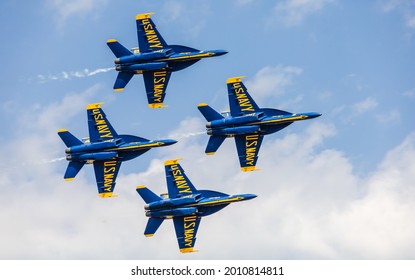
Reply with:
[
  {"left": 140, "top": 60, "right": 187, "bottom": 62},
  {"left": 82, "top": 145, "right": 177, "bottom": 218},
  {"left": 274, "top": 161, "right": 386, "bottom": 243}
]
[
  {"left": 198, "top": 103, "right": 224, "bottom": 122},
  {"left": 136, "top": 186, "right": 162, "bottom": 203},
  {"left": 64, "top": 161, "right": 85, "bottom": 181},
  {"left": 107, "top": 39, "right": 133, "bottom": 58},
  {"left": 58, "top": 129, "right": 83, "bottom": 148},
  {"left": 113, "top": 72, "right": 134, "bottom": 92},
  {"left": 144, "top": 217, "right": 165, "bottom": 237},
  {"left": 205, "top": 135, "right": 226, "bottom": 155}
]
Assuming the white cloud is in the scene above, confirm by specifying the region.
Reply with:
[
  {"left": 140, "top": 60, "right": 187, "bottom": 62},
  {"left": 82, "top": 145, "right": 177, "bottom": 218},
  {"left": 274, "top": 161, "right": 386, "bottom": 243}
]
[
  {"left": 352, "top": 97, "right": 378, "bottom": 115},
  {"left": 1, "top": 82, "right": 415, "bottom": 259},
  {"left": 159, "top": 1, "right": 211, "bottom": 38},
  {"left": 244, "top": 65, "right": 303, "bottom": 103},
  {"left": 45, "top": 0, "right": 108, "bottom": 26},
  {"left": 271, "top": 0, "right": 334, "bottom": 26},
  {"left": 375, "top": 108, "right": 401, "bottom": 125},
  {"left": 380, "top": 0, "right": 415, "bottom": 29},
  {"left": 333, "top": 97, "right": 379, "bottom": 123}
]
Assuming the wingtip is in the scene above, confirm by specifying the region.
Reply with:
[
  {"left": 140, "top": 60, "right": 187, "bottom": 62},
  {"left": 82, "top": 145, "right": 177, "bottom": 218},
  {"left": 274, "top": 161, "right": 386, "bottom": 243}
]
[
  {"left": 180, "top": 248, "right": 198, "bottom": 253},
  {"left": 148, "top": 103, "right": 167, "bottom": 109},
  {"left": 226, "top": 76, "right": 246, "bottom": 84},
  {"left": 57, "top": 128, "right": 68, "bottom": 133},
  {"left": 136, "top": 185, "right": 146, "bottom": 190},
  {"left": 241, "top": 166, "right": 260, "bottom": 172},
  {"left": 198, "top": 103, "right": 208, "bottom": 107},
  {"left": 107, "top": 39, "right": 117, "bottom": 43},
  {"left": 205, "top": 152, "right": 215, "bottom": 156},
  {"left": 86, "top": 102, "right": 104, "bottom": 110},
  {"left": 136, "top": 12, "right": 155, "bottom": 20},
  {"left": 98, "top": 192, "right": 114, "bottom": 198},
  {"left": 64, "top": 177, "right": 75, "bottom": 181},
  {"left": 164, "top": 158, "right": 184, "bottom": 166},
  {"left": 114, "top": 88, "right": 124, "bottom": 92}
]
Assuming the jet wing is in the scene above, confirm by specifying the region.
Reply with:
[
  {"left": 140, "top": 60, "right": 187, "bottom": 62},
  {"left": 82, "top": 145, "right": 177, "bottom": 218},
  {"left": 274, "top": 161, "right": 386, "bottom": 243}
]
[
  {"left": 227, "top": 76, "right": 260, "bottom": 117},
  {"left": 93, "top": 160, "right": 121, "bottom": 198},
  {"left": 164, "top": 159, "right": 198, "bottom": 198},
  {"left": 87, "top": 103, "right": 119, "bottom": 142},
  {"left": 173, "top": 215, "right": 201, "bottom": 253},
  {"left": 136, "top": 13, "right": 168, "bottom": 53},
  {"left": 143, "top": 70, "right": 172, "bottom": 108},
  {"left": 235, "top": 134, "right": 264, "bottom": 172}
]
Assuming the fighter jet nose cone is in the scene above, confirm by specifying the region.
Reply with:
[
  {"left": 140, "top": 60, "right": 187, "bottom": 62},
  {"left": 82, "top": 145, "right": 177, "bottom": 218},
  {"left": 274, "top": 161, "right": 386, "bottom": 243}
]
[
  {"left": 311, "top": 112, "right": 322, "bottom": 118},
  {"left": 217, "top": 50, "right": 228, "bottom": 56},
  {"left": 244, "top": 194, "right": 257, "bottom": 200},
  {"left": 164, "top": 139, "right": 178, "bottom": 146}
]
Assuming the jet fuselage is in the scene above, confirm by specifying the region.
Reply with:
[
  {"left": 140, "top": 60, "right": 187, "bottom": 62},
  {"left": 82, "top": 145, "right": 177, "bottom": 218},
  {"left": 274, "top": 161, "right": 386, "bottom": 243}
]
[
  {"left": 115, "top": 49, "right": 227, "bottom": 73},
  {"left": 207, "top": 112, "right": 322, "bottom": 137},
  {"left": 65, "top": 138, "right": 177, "bottom": 163},
  {"left": 143, "top": 193, "right": 256, "bottom": 218}
]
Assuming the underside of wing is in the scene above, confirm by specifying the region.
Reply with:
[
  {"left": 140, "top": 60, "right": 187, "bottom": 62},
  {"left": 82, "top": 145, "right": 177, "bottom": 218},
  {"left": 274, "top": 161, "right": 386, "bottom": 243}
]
[
  {"left": 235, "top": 134, "right": 263, "bottom": 172},
  {"left": 86, "top": 103, "right": 118, "bottom": 142},
  {"left": 173, "top": 215, "right": 201, "bottom": 253},
  {"left": 136, "top": 13, "right": 168, "bottom": 53},
  {"left": 113, "top": 72, "right": 134, "bottom": 92},
  {"left": 93, "top": 160, "right": 121, "bottom": 198},
  {"left": 143, "top": 71, "right": 171, "bottom": 108},
  {"left": 227, "top": 76, "right": 260, "bottom": 117},
  {"left": 164, "top": 159, "right": 197, "bottom": 198}
]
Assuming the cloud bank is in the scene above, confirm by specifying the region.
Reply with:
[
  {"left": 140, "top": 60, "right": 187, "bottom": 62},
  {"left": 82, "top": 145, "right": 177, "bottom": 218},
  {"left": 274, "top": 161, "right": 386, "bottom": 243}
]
[{"left": 1, "top": 88, "right": 414, "bottom": 259}]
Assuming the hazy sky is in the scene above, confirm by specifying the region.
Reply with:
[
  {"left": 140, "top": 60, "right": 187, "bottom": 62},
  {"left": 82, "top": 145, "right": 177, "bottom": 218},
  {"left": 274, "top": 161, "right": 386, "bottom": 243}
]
[{"left": 0, "top": 0, "right": 414, "bottom": 259}]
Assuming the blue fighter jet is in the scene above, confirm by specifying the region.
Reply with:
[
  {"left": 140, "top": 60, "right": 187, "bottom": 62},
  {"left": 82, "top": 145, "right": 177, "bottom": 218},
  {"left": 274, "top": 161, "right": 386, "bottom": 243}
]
[
  {"left": 58, "top": 103, "right": 177, "bottom": 198},
  {"left": 198, "top": 76, "right": 321, "bottom": 172},
  {"left": 107, "top": 12, "right": 227, "bottom": 108},
  {"left": 136, "top": 159, "right": 256, "bottom": 253}
]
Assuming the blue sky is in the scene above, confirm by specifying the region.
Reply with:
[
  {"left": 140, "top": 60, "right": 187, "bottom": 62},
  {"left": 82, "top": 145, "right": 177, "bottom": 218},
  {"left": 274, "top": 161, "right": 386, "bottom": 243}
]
[{"left": 0, "top": 0, "right": 415, "bottom": 259}]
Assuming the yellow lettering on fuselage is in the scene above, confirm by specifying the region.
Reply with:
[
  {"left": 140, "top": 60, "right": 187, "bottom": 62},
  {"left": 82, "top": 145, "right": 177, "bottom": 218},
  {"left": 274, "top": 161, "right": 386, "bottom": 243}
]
[
  {"left": 183, "top": 215, "right": 197, "bottom": 247},
  {"left": 233, "top": 83, "right": 255, "bottom": 112},
  {"left": 141, "top": 19, "right": 163, "bottom": 49},
  {"left": 153, "top": 71, "right": 166, "bottom": 103},
  {"left": 245, "top": 134, "right": 259, "bottom": 166},
  {"left": 170, "top": 164, "right": 192, "bottom": 194},
  {"left": 102, "top": 161, "right": 117, "bottom": 192},
  {"left": 91, "top": 109, "right": 113, "bottom": 139}
]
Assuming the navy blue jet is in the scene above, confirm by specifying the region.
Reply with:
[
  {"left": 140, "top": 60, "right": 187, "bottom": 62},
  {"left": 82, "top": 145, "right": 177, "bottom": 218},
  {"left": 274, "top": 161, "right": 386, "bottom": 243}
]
[
  {"left": 58, "top": 103, "right": 177, "bottom": 198},
  {"left": 107, "top": 12, "right": 227, "bottom": 108},
  {"left": 136, "top": 159, "right": 256, "bottom": 253},
  {"left": 198, "top": 76, "right": 321, "bottom": 172}
]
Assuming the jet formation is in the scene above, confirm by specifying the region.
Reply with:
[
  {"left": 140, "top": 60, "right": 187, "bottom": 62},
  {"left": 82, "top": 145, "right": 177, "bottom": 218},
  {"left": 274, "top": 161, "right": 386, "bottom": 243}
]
[
  {"left": 198, "top": 76, "right": 321, "bottom": 171},
  {"left": 57, "top": 12, "right": 322, "bottom": 253},
  {"left": 58, "top": 103, "right": 176, "bottom": 197},
  {"left": 107, "top": 12, "right": 227, "bottom": 108},
  {"left": 136, "top": 159, "right": 256, "bottom": 253}
]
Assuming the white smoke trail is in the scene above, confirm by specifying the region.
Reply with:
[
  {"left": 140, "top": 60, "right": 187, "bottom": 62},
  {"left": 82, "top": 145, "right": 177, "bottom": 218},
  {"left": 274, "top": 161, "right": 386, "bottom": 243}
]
[
  {"left": 36, "top": 67, "right": 114, "bottom": 83},
  {"left": 168, "top": 131, "right": 205, "bottom": 140},
  {"left": 40, "top": 157, "right": 66, "bottom": 164}
]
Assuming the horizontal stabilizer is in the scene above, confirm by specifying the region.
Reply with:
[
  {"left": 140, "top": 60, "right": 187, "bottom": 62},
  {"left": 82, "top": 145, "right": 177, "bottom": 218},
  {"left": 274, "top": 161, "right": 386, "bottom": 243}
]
[
  {"left": 58, "top": 129, "right": 83, "bottom": 148},
  {"left": 144, "top": 217, "right": 165, "bottom": 236},
  {"left": 198, "top": 103, "right": 224, "bottom": 121},
  {"left": 136, "top": 186, "right": 162, "bottom": 203},
  {"left": 107, "top": 39, "right": 133, "bottom": 58},
  {"left": 64, "top": 161, "right": 85, "bottom": 180},
  {"left": 205, "top": 135, "right": 226, "bottom": 155},
  {"left": 114, "top": 72, "right": 134, "bottom": 92}
]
